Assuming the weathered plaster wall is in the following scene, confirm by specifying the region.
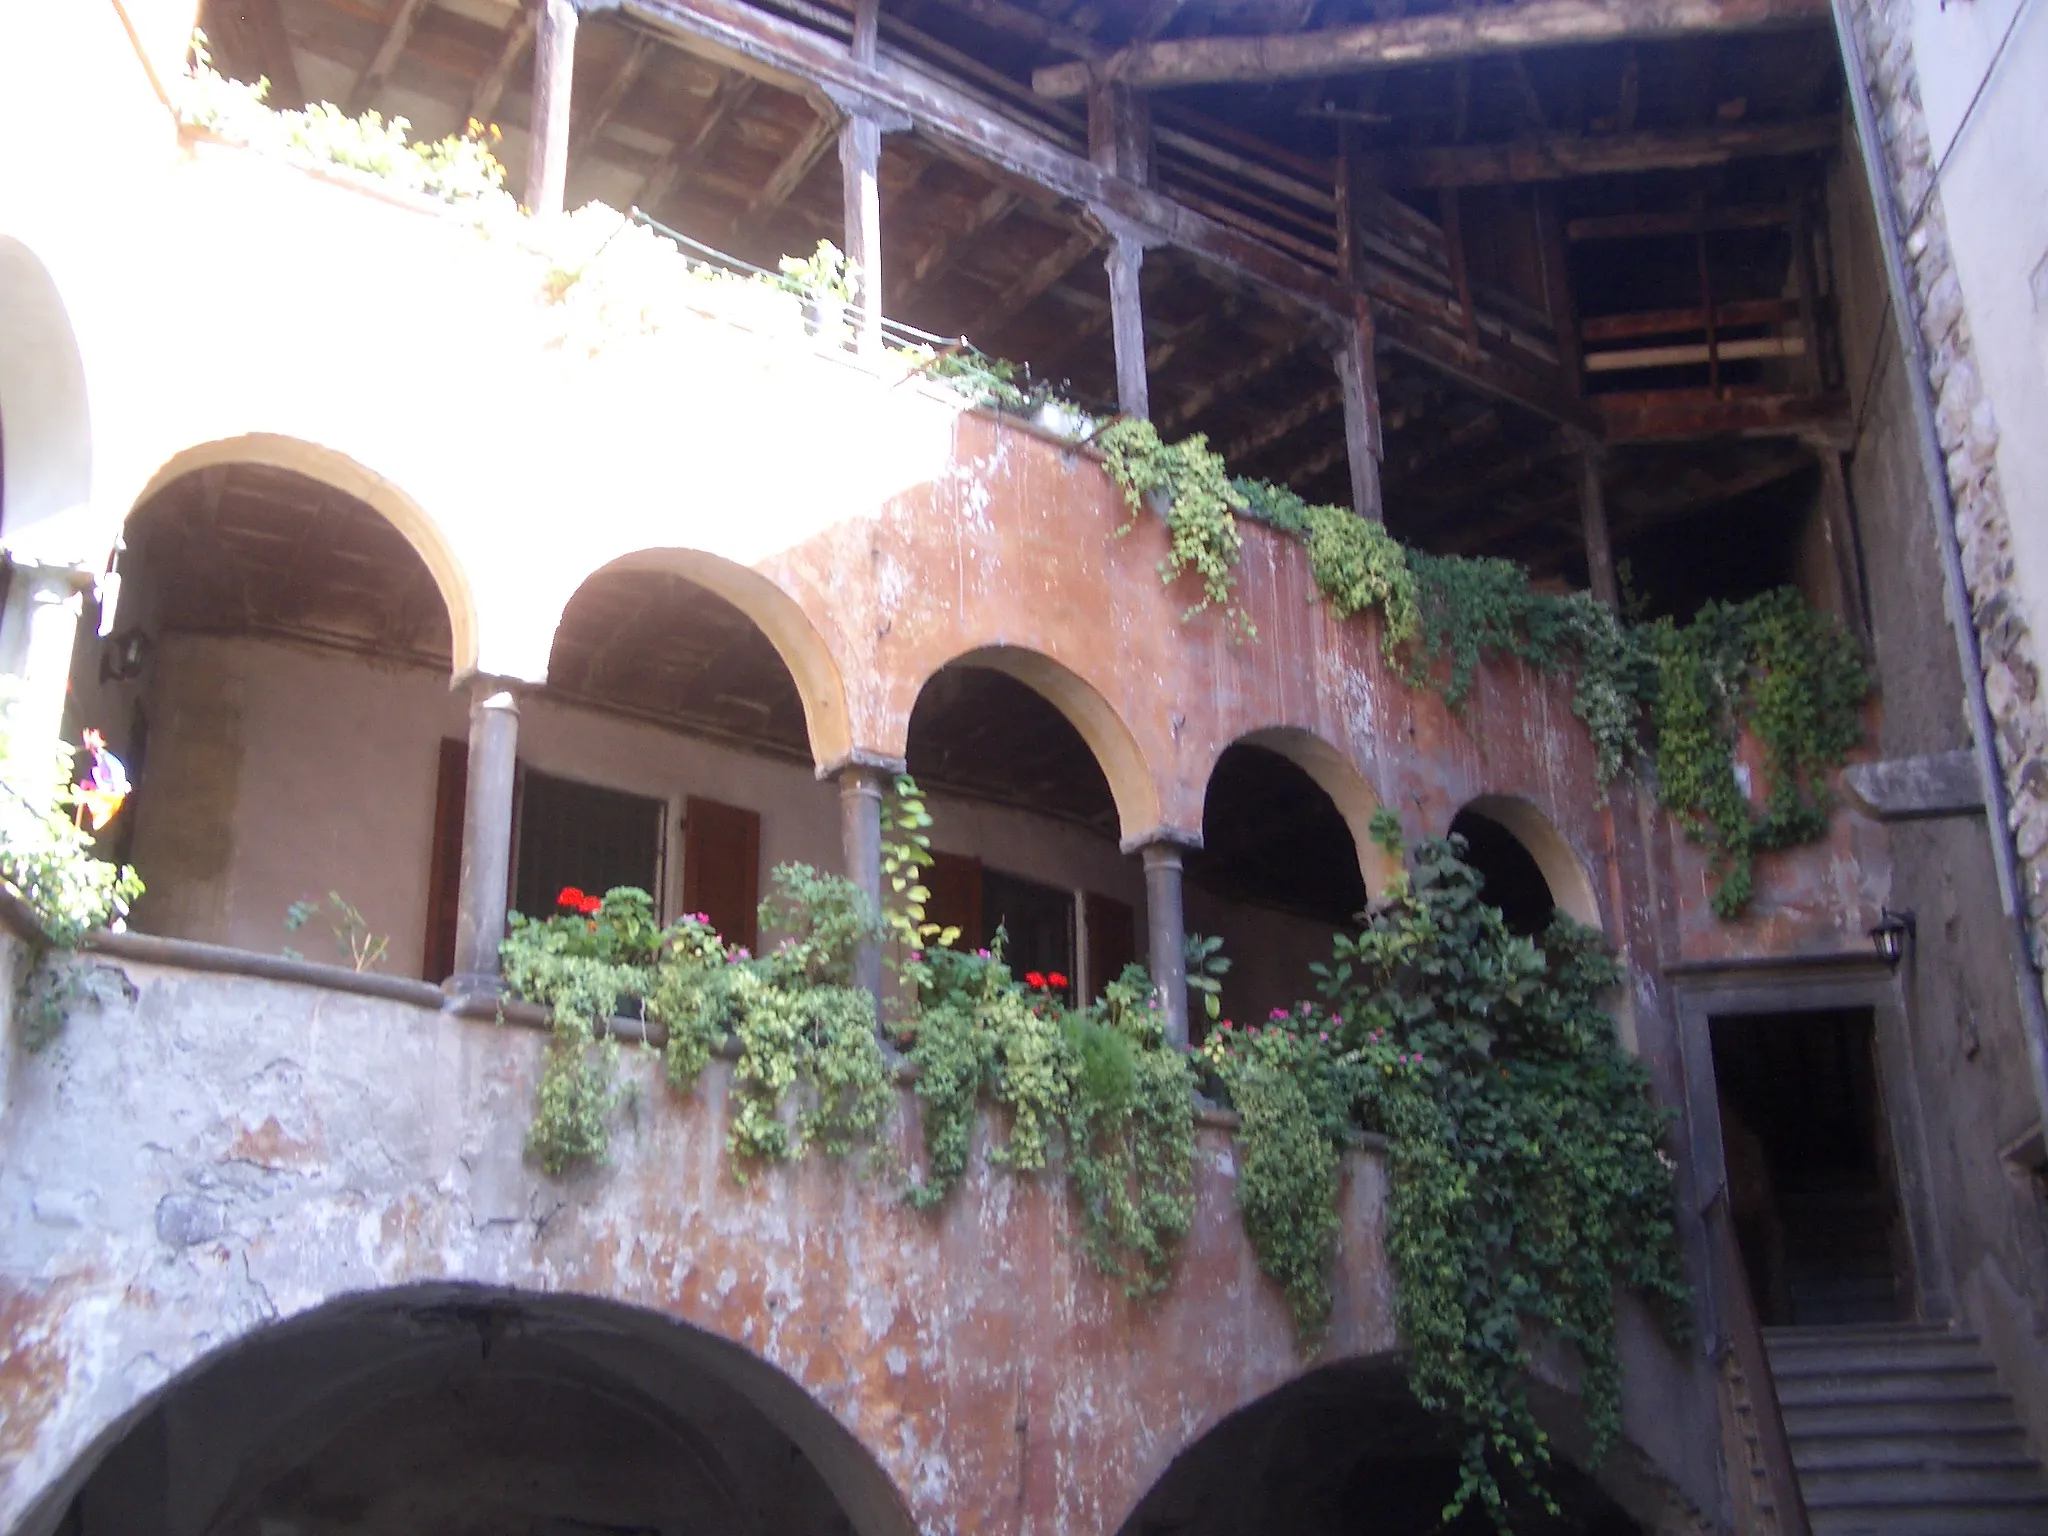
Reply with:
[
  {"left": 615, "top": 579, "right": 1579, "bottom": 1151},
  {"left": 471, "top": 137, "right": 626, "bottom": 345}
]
[
  {"left": 1823, "top": 140, "right": 2048, "bottom": 1447},
  {"left": 1843, "top": 0, "right": 2048, "bottom": 980},
  {"left": 0, "top": 954, "right": 1409, "bottom": 1536}
]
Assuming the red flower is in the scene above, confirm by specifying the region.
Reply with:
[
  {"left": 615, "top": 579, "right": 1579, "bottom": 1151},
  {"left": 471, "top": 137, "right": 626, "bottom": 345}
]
[
  {"left": 557, "top": 887, "right": 587, "bottom": 910},
  {"left": 580, "top": 895, "right": 603, "bottom": 915},
  {"left": 1047, "top": 972, "right": 1069, "bottom": 990},
  {"left": 1024, "top": 971, "right": 1046, "bottom": 989}
]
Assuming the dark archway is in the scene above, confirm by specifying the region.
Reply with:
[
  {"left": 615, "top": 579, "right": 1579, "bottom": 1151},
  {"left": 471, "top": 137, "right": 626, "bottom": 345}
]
[
  {"left": 1118, "top": 1360, "right": 1642, "bottom": 1536},
  {"left": 48, "top": 1285, "right": 911, "bottom": 1536},
  {"left": 1450, "top": 805, "right": 1560, "bottom": 939}
]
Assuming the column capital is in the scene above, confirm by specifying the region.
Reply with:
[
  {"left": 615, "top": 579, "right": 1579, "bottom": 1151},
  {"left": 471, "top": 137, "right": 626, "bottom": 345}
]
[
  {"left": 1121, "top": 829, "right": 1202, "bottom": 857},
  {"left": 815, "top": 749, "right": 906, "bottom": 783}
]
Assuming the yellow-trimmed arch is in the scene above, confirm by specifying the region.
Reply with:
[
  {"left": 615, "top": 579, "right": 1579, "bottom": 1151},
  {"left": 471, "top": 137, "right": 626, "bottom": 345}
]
[
  {"left": 128, "top": 434, "right": 480, "bottom": 681},
  {"left": 1204, "top": 727, "right": 1401, "bottom": 898},
  {"left": 545, "top": 548, "right": 855, "bottom": 773},
  {"left": 1455, "top": 792, "right": 1605, "bottom": 932},
  {"left": 908, "top": 645, "right": 1163, "bottom": 845}
]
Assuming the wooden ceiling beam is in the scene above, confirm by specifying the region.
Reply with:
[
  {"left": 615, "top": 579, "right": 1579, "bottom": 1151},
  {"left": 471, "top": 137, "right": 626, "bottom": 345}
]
[
  {"left": 637, "top": 73, "right": 760, "bottom": 215},
  {"left": 235, "top": 0, "right": 307, "bottom": 109},
  {"left": 914, "top": 0, "right": 1107, "bottom": 60},
  {"left": 965, "top": 227, "right": 1102, "bottom": 341},
  {"left": 467, "top": 5, "right": 537, "bottom": 125},
  {"left": 888, "top": 185, "right": 1021, "bottom": 309},
  {"left": 729, "top": 103, "right": 843, "bottom": 241},
  {"left": 1225, "top": 382, "right": 1345, "bottom": 463},
  {"left": 1159, "top": 331, "right": 1310, "bottom": 433},
  {"left": 1365, "top": 117, "right": 1840, "bottom": 187},
  {"left": 347, "top": 0, "right": 431, "bottom": 112},
  {"left": 1032, "top": 0, "right": 1831, "bottom": 97},
  {"left": 574, "top": 33, "right": 658, "bottom": 150}
]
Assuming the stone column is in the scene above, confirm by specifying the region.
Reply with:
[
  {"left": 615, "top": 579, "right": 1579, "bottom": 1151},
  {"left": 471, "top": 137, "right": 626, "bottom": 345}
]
[
  {"left": 1104, "top": 232, "right": 1150, "bottom": 421},
  {"left": 839, "top": 110, "right": 884, "bottom": 355},
  {"left": 450, "top": 679, "right": 521, "bottom": 992},
  {"left": 524, "top": 0, "right": 579, "bottom": 217},
  {"left": 1576, "top": 434, "right": 1619, "bottom": 610},
  {"left": 1141, "top": 841, "right": 1189, "bottom": 1049},
  {"left": 839, "top": 764, "right": 887, "bottom": 1002},
  {"left": 0, "top": 562, "right": 91, "bottom": 802}
]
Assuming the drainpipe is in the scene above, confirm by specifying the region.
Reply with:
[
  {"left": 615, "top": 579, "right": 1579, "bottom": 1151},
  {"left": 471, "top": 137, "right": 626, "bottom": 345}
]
[{"left": 1831, "top": 0, "right": 2048, "bottom": 1148}]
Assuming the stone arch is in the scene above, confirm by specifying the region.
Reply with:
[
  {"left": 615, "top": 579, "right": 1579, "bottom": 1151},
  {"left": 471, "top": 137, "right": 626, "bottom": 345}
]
[
  {"left": 129, "top": 433, "right": 480, "bottom": 680},
  {"left": 1453, "top": 792, "right": 1604, "bottom": 932},
  {"left": 542, "top": 548, "right": 854, "bottom": 771},
  {"left": 0, "top": 234, "right": 92, "bottom": 546},
  {"left": 1231, "top": 726, "right": 1400, "bottom": 897},
  {"left": 20, "top": 1283, "right": 918, "bottom": 1536},
  {"left": 909, "top": 643, "right": 1162, "bottom": 843}
]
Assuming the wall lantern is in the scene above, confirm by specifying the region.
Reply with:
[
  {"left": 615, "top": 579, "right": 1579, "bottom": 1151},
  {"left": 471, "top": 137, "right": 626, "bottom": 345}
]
[
  {"left": 1868, "top": 907, "right": 1916, "bottom": 968},
  {"left": 99, "top": 626, "right": 154, "bottom": 685}
]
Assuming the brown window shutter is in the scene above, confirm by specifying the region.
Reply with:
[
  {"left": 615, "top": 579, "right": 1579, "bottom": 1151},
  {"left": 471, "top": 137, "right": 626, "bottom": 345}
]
[
  {"left": 925, "top": 850, "right": 984, "bottom": 951},
  {"left": 1085, "top": 892, "right": 1137, "bottom": 998},
  {"left": 683, "top": 797, "right": 761, "bottom": 953},
  {"left": 423, "top": 736, "right": 467, "bottom": 982}
]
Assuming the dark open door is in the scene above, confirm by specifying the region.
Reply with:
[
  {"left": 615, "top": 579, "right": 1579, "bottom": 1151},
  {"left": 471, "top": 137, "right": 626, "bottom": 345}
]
[
  {"left": 422, "top": 736, "right": 467, "bottom": 982},
  {"left": 1085, "top": 891, "right": 1138, "bottom": 997},
  {"left": 682, "top": 797, "right": 761, "bottom": 952}
]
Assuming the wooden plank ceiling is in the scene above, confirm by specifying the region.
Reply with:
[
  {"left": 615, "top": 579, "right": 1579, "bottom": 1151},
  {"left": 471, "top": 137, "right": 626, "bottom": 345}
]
[{"left": 197, "top": 0, "right": 1844, "bottom": 588}]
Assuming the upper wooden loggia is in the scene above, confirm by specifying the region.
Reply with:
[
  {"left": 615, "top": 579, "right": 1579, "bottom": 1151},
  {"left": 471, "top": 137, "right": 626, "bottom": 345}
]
[{"left": 1031, "top": 0, "right": 1834, "bottom": 96}]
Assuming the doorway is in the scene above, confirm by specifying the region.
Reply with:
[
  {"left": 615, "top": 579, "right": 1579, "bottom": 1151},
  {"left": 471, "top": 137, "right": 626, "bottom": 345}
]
[{"left": 1710, "top": 1007, "right": 1911, "bottom": 1326}]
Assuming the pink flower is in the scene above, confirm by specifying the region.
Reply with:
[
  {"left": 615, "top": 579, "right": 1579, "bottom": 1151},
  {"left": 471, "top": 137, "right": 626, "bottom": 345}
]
[
  {"left": 1318, "top": 1032, "right": 1328, "bottom": 1042},
  {"left": 1269, "top": 1008, "right": 1288, "bottom": 1021}
]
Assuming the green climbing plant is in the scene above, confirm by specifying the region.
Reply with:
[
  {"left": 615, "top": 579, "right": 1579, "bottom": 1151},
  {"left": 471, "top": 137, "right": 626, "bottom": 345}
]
[
  {"left": 1199, "top": 816, "right": 1689, "bottom": 1529},
  {"left": 900, "top": 948, "right": 1196, "bottom": 1293},
  {"left": 880, "top": 773, "right": 960, "bottom": 957},
  {"left": 1650, "top": 588, "right": 1870, "bottom": 916},
  {"left": 1096, "top": 417, "right": 1251, "bottom": 633}
]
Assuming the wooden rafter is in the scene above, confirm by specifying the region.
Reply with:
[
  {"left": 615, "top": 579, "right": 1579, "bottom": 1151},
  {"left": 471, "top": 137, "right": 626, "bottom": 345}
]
[
  {"left": 574, "top": 34, "right": 657, "bottom": 151},
  {"left": 347, "top": 0, "right": 431, "bottom": 112},
  {"left": 637, "top": 73, "right": 760, "bottom": 214},
  {"left": 467, "top": 6, "right": 537, "bottom": 126},
  {"left": 888, "top": 185, "right": 1021, "bottom": 308},
  {"left": 964, "top": 227, "right": 1101, "bottom": 340},
  {"left": 1225, "top": 383, "right": 1344, "bottom": 464},
  {"left": 1159, "top": 331, "right": 1311, "bottom": 433},
  {"left": 1032, "top": 0, "right": 1831, "bottom": 96},
  {"left": 1363, "top": 118, "right": 1840, "bottom": 186},
  {"left": 238, "top": 0, "right": 306, "bottom": 109},
  {"left": 731, "top": 102, "right": 842, "bottom": 242}
]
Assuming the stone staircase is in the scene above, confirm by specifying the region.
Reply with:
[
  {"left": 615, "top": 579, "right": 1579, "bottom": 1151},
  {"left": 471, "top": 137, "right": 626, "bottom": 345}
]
[{"left": 1764, "top": 1323, "right": 2048, "bottom": 1534}]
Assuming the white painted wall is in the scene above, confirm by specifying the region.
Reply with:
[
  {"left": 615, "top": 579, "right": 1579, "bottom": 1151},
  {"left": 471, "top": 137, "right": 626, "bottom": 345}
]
[
  {"left": 115, "top": 635, "right": 1337, "bottom": 1015},
  {"left": 1908, "top": 0, "right": 2048, "bottom": 687}
]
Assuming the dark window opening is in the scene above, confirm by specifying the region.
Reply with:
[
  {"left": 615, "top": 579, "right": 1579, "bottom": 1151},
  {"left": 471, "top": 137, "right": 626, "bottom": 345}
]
[
  {"left": 1711, "top": 1008, "right": 1909, "bottom": 1326},
  {"left": 1448, "top": 808, "right": 1556, "bottom": 939},
  {"left": 1612, "top": 462, "right": 1819, "bottom": 622},
  {"left": 513, "top": 770, "right": 665, "bottom": 923},
  {"left": 905, "top": 664, "right": 1118, "bottom": 834},
  {"left": 682, "top": 796, "right": 761, "bottom": 953},
  {"left": 1190, "top": 744, "right": 1364, "bottom": 928},
  {"left": 980, "top": 869, "right": 1076, "bottom": 999}
]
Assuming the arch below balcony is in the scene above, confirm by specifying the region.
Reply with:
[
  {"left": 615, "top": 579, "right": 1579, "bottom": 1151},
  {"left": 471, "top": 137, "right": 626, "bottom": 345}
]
[
  {"left": 907, "top": 643, "right": 1163, "bottom": 846},
  {"left": 541, "top": 548, "right": 855, "bottom": 773},
  {"left": 0, "top": 233, "right": 93, "bottom": 546},
  {"left": 19, "top": 1283, "right": 918, "bottom": 1536},
  {"left": 129, "top": 433, "right": 479, "bottom": 681},
  {"left": 1231, "top": 727, "right": 1401, "bottom": 898},
  {"left": 1454, "top": 792, "right": 1604, "bottom": 933}
]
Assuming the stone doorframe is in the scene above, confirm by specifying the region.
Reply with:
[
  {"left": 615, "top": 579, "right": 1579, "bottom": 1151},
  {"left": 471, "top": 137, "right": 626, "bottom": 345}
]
[{"left": 1667, "top": 952, "right": 1955, "bottom": 1326}]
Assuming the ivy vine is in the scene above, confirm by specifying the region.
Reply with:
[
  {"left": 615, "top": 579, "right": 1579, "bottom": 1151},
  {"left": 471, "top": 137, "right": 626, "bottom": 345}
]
[
  {"left": 1096, "top": 418, "right": 1251, "bottom": 635},
  {"left": 1200, "top": 818, "right": 1689, "bottom": 1527}
]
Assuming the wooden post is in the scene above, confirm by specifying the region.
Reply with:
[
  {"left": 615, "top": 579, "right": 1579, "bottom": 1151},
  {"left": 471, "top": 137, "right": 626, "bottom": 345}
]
[
  {"left": 1807, "top": 437, "right": 1871, "bottom": 646},
  {"left": 839, "top": 110, "right": 884, "bottom": 353},
  {"left": 1536, "top": 185, "right": 1584, "bottom": 398},
  {"left": 1088, "top": 78, "right": 1154, "bottom": 186},
  {"left": 850, "top": 0, "right": 880, "bottom": 64},
  {"left": 1105, "top": 231, "right": 1151, "bottom": 420},
  {"left": 524, "top": 0, "right": 579, "bottom": 215},
  {"left": 839, "top": 765, "right": 887, "bottom": 1004},
  {"left": 1141, "top": 841, "right": 1189, "bottom": 1049},
  {"left": 1576, "top": 434, "right": 1619, "bottom": 609},
  {"left": 451, "top": 680, "right": 521, "bottom": 992},
  {"left": 1332, "top": 301, "right": 1385, "bottom": 522}
]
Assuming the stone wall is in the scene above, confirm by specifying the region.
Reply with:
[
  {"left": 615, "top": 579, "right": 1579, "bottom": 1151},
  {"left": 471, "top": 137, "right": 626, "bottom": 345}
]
[{"left": 1842, "top": 0, "right": 2048, "bottom": 981}]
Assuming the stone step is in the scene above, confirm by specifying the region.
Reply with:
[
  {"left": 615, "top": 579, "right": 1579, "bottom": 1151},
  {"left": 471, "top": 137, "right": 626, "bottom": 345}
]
[
  {"left": 1787, "top": 1424, "right": 2035, "bottom": 1472},
  {"left": 1799, "top": 1460, "right": 2048, "bottom": 1507},
  {"left": 1776, "top": 1366, "right": 2002, "bottom": 1408},
  {"left": 1780, "top": 1393, "right": 2024, "bottom": 1436},
  {"left": 1806, "top": 1501, "right": 2048, "bottom": 1536},
  {"left": 1768, "top": 1335, "right": 1991, "bottom": 1374},
  {"left": 1764, "top": 1323, "right": 1962, "bottom": 1345}
]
